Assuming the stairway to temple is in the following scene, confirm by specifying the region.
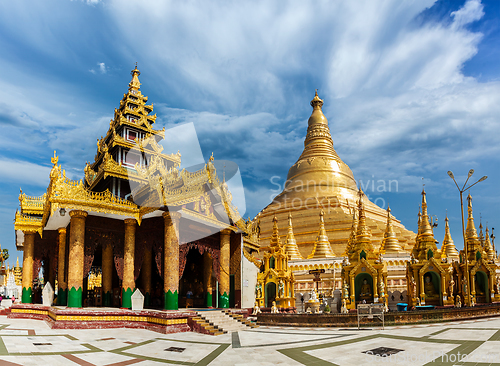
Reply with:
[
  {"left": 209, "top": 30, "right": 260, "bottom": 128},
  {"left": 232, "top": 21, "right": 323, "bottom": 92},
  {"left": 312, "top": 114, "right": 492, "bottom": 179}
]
[{"left": 195, "top": 310, "right": 256, "bottom": 334}]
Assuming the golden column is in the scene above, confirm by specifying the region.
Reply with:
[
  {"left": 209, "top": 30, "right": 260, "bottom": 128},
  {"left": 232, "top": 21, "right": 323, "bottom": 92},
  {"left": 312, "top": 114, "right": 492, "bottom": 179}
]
[
  {"left": 122, "top": 218, "right": 137, "bottom": 309},
  {"left": 142, "top": 246, "right": 152, "bottom": 307},
  {"left": 163, "top": 211, "right": 181, "bottom": 310},
  {"left": 57, "top": 228, "right": 67, "bottom": 305},
  {"left": 203, "top": 252, "right": 213, "bottom": 307},
  {"left": 67, "top": 210, "right": 87, "bottom": 308},
  {"left": 21, "top": 232, "right": 35, "bottom": 303},
  {"left": 102, "top": 242, "right": 113, "bottom": 307},
  {"left": 219, "top": 229, "right": 231, "bottom": 308}
]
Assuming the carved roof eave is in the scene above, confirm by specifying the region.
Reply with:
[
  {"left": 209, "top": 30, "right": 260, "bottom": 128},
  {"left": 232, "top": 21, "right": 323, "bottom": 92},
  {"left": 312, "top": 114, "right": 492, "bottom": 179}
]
[
  {"left": 109, "top": 136, "right": 181, "bottom": 166},
  {"left": 19, "top": 193, "right": 46, "bottom": 216},
  {"left": 181, "top": 208, "right": 238, "bottom": 232},
  {"left": 470, "top": 257, "right": 496, "bottom": 274},
  {"left": 42, "top": 161, "right": 141, "bottom": 226},
  {"left": 243, "top": 248, "right": 261, "bottom": 268},
  {"left": 14, "top": 211, "right": 43, "bottom": 239}
]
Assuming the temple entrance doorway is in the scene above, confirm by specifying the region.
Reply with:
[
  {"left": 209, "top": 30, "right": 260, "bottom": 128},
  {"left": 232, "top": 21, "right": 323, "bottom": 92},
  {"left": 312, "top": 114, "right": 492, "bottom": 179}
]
[
  {"left": 84, "top": 246, "right": 103, "bottom": 307},
  {"left": 179, "top": 249, "right": 205, "bottom": 308},
  {"left": 265, "top": 282, "right": 276, "bottom": 307},
  {"left": 475, "top": 271, "right": 489, "bottom": 304},
  {"left": 355, "top": 273, "right": 373, "bottom": 304},
  {"left": 423, "top": 271, "right": 441, "bottom": 306}
]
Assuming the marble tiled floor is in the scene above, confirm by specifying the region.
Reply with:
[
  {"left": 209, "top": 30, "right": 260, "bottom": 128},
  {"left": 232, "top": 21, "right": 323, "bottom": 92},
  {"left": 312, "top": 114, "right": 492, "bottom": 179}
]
[{"left": 1, "top": 316, "right": 500, "bottom": 365}]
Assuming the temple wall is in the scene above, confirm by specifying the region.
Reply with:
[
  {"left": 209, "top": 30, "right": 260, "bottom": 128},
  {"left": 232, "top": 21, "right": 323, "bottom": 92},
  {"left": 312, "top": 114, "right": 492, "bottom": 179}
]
[{"left": 241, "top": 253, "right": 258, "bottom": 308}]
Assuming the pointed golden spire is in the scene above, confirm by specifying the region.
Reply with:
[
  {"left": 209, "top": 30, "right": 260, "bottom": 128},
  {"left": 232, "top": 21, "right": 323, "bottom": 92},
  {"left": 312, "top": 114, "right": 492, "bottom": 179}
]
[
  {"left": 278, "top": 91, "right": 357, "bottom": 200},
  {"left": 442, "top": 215, "right": 459, "bottom": 259},
  {"left": 284, "top": 213, "right": 303, "bottom": 260},
  {"left": 270, "top": 214, "right": 281, "bottom": 247},
  {"left": 419, "top": 189, "right": 433, "bottom": 236},
  {"left": 485, "top": 226, "right": 494, "bottom": 261},
  {"left": 344, "top": 208, "right": 357, "bottom": 256},
  {"left": 16, "top": 256, "right": 19, "bottom": 268},
  {"left": 129, "top": 63, "right": 141, "bottom": 91},
  {"left": 308, "top": 210, "right": 335, "bottom": 258},
  {"left": 417, "top": 206, "right": 422, "bottom": 235},
  {"left": 465, "top": 193, "right": 478, "bottom": 240},
  {"left": 479, "top": 221, "right": 485, "bottom": 247},
  {"left": 380, "top": 206, "right": 402, "bottom": 253},
  {"left": 356, "top": 189, "right": 371, "bottom": 242}
]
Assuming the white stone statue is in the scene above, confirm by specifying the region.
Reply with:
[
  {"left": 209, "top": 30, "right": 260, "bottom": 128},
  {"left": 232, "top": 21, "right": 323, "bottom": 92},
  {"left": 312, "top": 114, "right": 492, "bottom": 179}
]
[
  {"left": 341, "top": 299, "right": 348, "bottom": 314},
  {"left": 310, "top": 289, "right": 318, "bottom": 302},
  {"left": 271, "top": 301, "right": 279, "bottom": 314},
  {"left": 252, "top": 301, "right": 261, "bottom": 315}
]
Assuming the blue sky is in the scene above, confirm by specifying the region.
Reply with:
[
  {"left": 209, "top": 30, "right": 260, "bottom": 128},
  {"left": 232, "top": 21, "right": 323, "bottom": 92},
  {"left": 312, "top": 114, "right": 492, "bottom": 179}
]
[{"left": 0, "top": 0, "right": 499, "bottom": 259}]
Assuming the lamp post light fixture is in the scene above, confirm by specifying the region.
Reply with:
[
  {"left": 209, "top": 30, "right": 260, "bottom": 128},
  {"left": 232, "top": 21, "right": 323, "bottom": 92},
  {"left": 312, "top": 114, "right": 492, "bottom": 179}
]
[{"left": 447, "top": 170, "right": 487, "bottom": 306}]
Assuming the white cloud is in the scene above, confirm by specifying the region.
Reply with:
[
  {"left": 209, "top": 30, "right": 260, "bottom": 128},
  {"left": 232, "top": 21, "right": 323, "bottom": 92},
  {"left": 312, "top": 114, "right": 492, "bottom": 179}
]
[
  {"left": 0, "top": 158, "right": 51, "bottom": 186},
  {"left": 98, "top": 62, "right": 106, "bottom": 74},
  {"left": 451, "top": 0, "right": 484, "bottom": 29}
]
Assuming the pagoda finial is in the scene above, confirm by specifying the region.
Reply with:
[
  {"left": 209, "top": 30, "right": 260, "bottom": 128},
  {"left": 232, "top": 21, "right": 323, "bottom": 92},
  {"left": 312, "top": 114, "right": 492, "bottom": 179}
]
[
  {"left": 308, "top": 209, "right": 335, "bottom": 258},
  {"left": 270, "top": 213, "right": 281, "bottom": 247},
  {"left": 51, "top": 150, "right": 59, "bottom": 165},
  {"left": 419, "top": 189, "right": 433, "bottom": 236},
  {"left": 284, "top": 212, "right": 303, "bottom": 260},
  {"left": 345, "top": 206, "right": 358, "bottom": 257},
  {"left": 442, "top": 215, "right": 459, "bottom": 259},
  {"left": 129, "top": 64, "right": 141, "bottom": 91},
  {"left": 380, "top": 205, "right": 402, "bottom": 254},
  {"left": 310, "top": 89, "right": 324, "bottom": 109},
  {"left": 485, "top": 225, "right": 495, "bottom": 260}
]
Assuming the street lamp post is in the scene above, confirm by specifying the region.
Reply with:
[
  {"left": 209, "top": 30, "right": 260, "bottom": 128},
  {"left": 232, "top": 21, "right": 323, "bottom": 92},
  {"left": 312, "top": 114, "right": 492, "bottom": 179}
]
[{"left": 447, "top": 170, "right": 487, "bottom": 306}]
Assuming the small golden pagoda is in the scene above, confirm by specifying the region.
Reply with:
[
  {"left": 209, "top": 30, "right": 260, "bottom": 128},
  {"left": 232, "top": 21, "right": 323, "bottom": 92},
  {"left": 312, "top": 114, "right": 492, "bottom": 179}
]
[
  {"left": 406, "top": 190, "right": 454, "bottom": 307},
  {"left": 379, "top": 206, "right": 403, "bottom": 254},
  {"left": 441, "top": 216, "right": 459, "bottom": 260},
  {"left": 342, "top": 190, "right": 388, "bottom": 310},
  {"left": 284, "top": 213, "right": 302, "bottom": 260},
  {"left": 452, "top": 194, "right": 499, "bottom": 304},
  {"left": 308, "top": 210, "right": 335, "bottom": 258},
  {"left": 256, "top": 215, "right": 295, "bottom": 308}
]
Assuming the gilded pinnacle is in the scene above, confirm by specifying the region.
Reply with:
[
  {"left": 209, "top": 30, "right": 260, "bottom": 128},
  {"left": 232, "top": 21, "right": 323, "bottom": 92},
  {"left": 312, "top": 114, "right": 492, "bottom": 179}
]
[
  {"left": 442, "top": 215, "right": 459, "bottom": 259},
  {"left": 380, "top": 205, "right": 402, "bottom": 254},
  {"left": 270, "top": 214, "right": 281, "bottom": 247},
  {"left": 308, "top": 210, "right": 335, "bottom": 258},
  {"left": 284, "top": 212, "right": 303, "bottom": 260}
]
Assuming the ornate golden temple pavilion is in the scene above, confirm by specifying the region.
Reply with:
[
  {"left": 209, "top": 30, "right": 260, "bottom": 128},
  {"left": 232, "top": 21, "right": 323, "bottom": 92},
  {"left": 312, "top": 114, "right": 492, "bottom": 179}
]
[{"left": 14, "top": 66, "right": 259, "bottom": 310}]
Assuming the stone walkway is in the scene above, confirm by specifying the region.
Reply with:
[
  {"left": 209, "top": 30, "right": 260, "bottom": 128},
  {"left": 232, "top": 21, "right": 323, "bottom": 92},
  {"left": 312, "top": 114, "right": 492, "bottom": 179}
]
[{"left": 0, "top": 315, "right": 500, "bottom": 365}]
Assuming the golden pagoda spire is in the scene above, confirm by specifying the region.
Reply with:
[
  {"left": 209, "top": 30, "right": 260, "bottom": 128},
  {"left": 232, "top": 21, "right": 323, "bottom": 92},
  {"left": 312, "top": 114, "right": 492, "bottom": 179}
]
[
  {"left": 419, "top": 189, "right": 433, "bottom": 237},
  {"left": 380, "top": 206, "right": 402, "bottom": 254},
  {"left": 270, "top": 214, "right": 281, "bottom": 247},
  {"left": 277, "top": 91, "right": 357, "bottom": 201},
  {"left": 352, "top": 189, "right": 375, "bottom": 259},
  {"left": 417, "top": 206, "right": 422, "bottom": 235},
  {"left": 479, "top": 220, "right": 485, "bottom": 247},
  {"left": 308, "top": 210, "right": 335, "bottom": 258},
  {"left": 485, "top": 225, "right": 494, "bottom": 261},
  {"left": 414, "top": 189, "right": 438, "bottom": 260},
  {"left": 465, "top": 193, "right": 483, "bottom": 259},
  {"left": 441, "top": 215, "right": 459, "bottom": 259},
  {"left": 284, "top": 213, "right": 303, "bottom": 260},
  {"left": 129, "top": 63, "right": 141, "bottom": 91},
  {"left": 465, "top": 193, "right": 479, "bottom": 241},
  {"left": 344, "top": 208, "right": 357, "bottom": 256}
]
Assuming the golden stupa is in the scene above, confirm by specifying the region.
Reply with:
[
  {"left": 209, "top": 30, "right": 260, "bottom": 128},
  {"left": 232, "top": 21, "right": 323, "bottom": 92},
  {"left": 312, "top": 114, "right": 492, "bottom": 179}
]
[{"left": 257, "top": 92, "right": 415, "bottom": 257}]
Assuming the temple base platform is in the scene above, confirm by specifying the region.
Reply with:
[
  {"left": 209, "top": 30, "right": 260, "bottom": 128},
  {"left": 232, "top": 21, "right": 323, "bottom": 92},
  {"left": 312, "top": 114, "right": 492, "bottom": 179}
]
[
  {"left": 8, "top": 304, "right": 196, "bottom": 334},
  {"left": 258, "top": 302, "right": 500, "bottom": 327}
]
